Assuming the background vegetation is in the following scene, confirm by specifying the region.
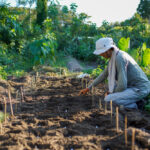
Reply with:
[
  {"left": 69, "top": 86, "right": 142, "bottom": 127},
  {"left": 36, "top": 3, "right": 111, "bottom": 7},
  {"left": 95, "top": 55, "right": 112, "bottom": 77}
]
[{"left": 0, "top": 0, "right": 150, "bottom": 78}]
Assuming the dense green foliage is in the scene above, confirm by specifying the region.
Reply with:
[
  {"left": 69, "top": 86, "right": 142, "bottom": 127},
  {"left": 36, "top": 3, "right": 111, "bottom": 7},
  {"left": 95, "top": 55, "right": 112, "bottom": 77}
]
[
  {"left": 0, "top": 0, "right": 150, "bottom": 80},
  {"left": 36, "top": 0, "right": 48, "bottom": 26},
  {"left": 27, "top": 32, "right": 57, "bottom": 65},
  {"left": 137, "top": 0, "right": 150, "bottom": 19}
]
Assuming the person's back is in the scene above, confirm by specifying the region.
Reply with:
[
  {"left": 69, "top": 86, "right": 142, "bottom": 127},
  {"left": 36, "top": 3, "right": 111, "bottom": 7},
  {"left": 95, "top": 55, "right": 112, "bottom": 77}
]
[{"left": 117, "top": 50, "right": 150, "bottom": 90}]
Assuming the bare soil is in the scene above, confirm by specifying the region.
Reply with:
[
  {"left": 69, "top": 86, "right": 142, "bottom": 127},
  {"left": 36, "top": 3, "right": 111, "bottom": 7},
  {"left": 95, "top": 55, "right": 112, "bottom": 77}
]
[{"left": 0, "top": 75, "right": 150, "bottom": 150}]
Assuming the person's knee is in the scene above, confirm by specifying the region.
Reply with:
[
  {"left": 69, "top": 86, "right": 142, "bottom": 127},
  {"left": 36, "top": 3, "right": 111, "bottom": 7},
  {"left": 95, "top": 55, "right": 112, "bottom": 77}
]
[{"left": 104, "top": 95, "right": 111, "bottom": 102}]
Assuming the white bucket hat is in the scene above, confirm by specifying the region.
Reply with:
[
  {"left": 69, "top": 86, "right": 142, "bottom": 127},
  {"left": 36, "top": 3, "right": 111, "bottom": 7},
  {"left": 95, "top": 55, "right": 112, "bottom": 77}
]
[{"left": 93, "top": 37, "right": 115, "bottom": 55}]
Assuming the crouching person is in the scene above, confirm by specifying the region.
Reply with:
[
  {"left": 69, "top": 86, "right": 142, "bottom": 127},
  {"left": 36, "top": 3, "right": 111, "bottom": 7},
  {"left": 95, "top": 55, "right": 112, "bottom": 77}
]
[{"left": 79, "top": 37, "right": 150, "bottom": 109}]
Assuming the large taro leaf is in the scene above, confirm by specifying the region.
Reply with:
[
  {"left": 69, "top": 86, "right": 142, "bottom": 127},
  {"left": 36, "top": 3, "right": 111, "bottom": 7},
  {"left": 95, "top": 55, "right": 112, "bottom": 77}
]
[
  {"left": 142, "top": 48, "right": 150, "bottom": 67},
  {"left": 118, "top": 37, "right": 130, "bottom": 52}
]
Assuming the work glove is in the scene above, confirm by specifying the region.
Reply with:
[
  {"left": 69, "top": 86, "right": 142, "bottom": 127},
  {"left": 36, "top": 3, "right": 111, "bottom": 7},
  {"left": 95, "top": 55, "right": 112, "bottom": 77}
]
[{"left": 79, "top": 88, "right": 89, "bottom": 95}]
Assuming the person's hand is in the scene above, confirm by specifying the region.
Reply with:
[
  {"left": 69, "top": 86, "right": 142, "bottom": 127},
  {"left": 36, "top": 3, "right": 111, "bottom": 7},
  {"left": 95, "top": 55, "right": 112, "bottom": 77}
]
[
  {"left": 105, "top": 91, "right": 109, "bottom": 97},
  {"left": 79, "top": 88, "right": 89, "bottom": 95}
]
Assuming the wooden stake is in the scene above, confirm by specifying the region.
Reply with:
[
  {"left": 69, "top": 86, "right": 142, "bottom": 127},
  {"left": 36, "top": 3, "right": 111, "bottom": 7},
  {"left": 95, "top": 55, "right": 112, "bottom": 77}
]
[
  {"left": 3, "top": 97, "right": 7, "bottom": 123},
  {"left": 34, "top": 74, "right": 36, "bottom": 85},
  {"left": 110, "top": 100, "right": 112, "bottom": 123},
  {"left": 81, "top": 78, "right": 84, "bottom": 89},
  {"left": 116, "top": 107, "right": 119, "bottom": 132},
  {"left": 31, "top": 76, "right": 34, "bottom": 101},
  {"left": 35, "top": 71, "right": 39, "bottom": 83},
  {"left": 15, "top": 90, "right": 19, "bottom": 112},
  {"left": 85, "top": 79, "right": 87, "bottom": 88},
  {"left": 0, "top": 122, "right": 2, "bottom": 134},
  {"left": 8, "top": 87, "right": 14, "bottom": 117},
  {"left": 125, "top": 115, "right": 128, "bottom": 146},
  {"left": 132, "top": 128, "right": 135, "bottom": 150},
  {"left": 30, "top": 76, "right": 33, "bottom": 88},
  {"left": 99, "top": 98, "right": 102, "bottom": 110},
  {"left": 20, "top": 86, "right": 24, "bottom": 103}
]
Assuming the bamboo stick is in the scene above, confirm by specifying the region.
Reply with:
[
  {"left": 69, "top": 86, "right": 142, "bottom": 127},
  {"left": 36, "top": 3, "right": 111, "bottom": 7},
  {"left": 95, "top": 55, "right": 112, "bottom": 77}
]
[
  {"left": 81, "top": 78, "right": 84, "bottom": 89},
  {"left": 85, "top": 79, "right": 87, "bottom": 88},
  {"left": 20, "top": 86, "right": 24, "bottom": 103},
  {"left": 60, "top": 68, "right": 61, "bottom": 77},
  {"left": 31, "top": 76, "right": 34, "bottom": 101},
  {"left": 99, "top": 98, "right": 102, "bottom": 110},
  {"left": 34, "top": 74, "right": 36, "bottom": 85},
  {"left": 110, "top": 100, "right": 112, "bottom": 123},
  {"left": 36, "top": 71, "right": 39, "bottom": 78},
  {"left": 0, "top": 122, "right": 2, "bottom": 134},
  {"left": 125, "top": 115, "right": 128, "bottom": 146},
  {"left": 30, "top": 76, "right": 33, "bottom": 88},
  {"left": 15, "top": 90, "right": 19, "bottom": 112},
  {"left": 3, "top": 97, "right": 7, "bottom": 123},
  {"left": 131, "top": 128, "right": 135, "bottom": 150},
  {"left": 116, "top": 107, "right": 119, "bottom": 132},
  {"left": 8, "top": 87, "right": 14, "bottom": 117}
]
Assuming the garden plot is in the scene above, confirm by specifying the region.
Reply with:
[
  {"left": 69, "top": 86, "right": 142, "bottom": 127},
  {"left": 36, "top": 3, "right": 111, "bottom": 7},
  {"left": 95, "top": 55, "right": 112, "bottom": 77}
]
[{"left": 0, "top": 76, "right": 150, "bottom": 150}]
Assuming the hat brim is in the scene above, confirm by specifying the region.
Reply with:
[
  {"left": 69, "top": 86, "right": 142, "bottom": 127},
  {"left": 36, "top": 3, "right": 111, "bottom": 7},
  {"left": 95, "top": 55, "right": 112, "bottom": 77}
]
[
  {"left": 93, "top": 49, "right": 107, "bottom": 55},
  {"left": 93, "top": 45, "right": 115, "bottom": 55}
]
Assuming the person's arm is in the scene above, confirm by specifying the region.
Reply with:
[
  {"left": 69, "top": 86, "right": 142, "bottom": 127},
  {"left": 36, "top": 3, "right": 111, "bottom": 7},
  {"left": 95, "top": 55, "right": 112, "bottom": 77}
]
[
  {"left": 114, "top": 55, "right": 127, "bottom": 92},
  {"left": 88, "top": 67, "right": 108, "bottom": 90}
]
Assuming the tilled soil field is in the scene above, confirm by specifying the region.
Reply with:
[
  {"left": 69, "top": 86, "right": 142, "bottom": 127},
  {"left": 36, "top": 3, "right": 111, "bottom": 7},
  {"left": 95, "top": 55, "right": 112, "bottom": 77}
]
[{"left": 0, "top": 75, "right": 150, "bottom": 150}]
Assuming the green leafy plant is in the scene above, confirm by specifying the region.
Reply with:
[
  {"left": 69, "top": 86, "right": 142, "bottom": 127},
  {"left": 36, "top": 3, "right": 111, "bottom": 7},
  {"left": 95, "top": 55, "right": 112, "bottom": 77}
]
[
  {"left": 140, "top": 43, "right": 150, "bottom": 67},
  {"left": 0, "top": 111, "right": 9, "bottom": 123},
  {"left": 0, "top": 66, "right": 7, "bottom": 79},
  {"left": 91, "top": 65, "right": 103, "bottom": 77},
  {"left": 128, "top": 48, "right": 137, "bottom": 61},
  {"left": 118, "top": 37, "right": 130, "bottom": 52},
  {"left": 142, "top": 48, "right": 150, "bottom": 67},
  {"left": 144, "top": 94, "right": 150, "bottom": 112},
  {"left": 0, "top": 111, "right": 5, "bottom": 123},
  {"left": 137, "top": 43, "right": 150, "bottom": 67},
  {"left": 28, "top": 33, "right": 57, "bottom": 66}
]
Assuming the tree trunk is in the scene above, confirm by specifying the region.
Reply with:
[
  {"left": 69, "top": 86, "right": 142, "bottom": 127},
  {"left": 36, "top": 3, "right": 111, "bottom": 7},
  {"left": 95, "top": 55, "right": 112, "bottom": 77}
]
[{"left": 36, "top": 0, "right": 48, "bottom": 26}]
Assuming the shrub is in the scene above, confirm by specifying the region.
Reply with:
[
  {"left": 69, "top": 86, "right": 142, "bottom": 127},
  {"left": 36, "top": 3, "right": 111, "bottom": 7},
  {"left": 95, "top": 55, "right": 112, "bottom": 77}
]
[
  {"left": 27, "top": 33, "right": 57, "bottom": 66},
  {"left": 91, "top": 65, "right": 103, "bottom": 77}
]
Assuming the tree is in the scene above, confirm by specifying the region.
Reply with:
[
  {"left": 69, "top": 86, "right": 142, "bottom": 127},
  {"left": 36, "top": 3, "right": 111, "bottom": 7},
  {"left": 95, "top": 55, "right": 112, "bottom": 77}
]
[
  {"left": 62, "top": 5, "right": 68, "bottom": 14},
  {"left": 16, "top": 0, "right": 36, "bottom": 29},
  {"left": 70, "top": 3, "right": 77, "bottom": 14},
  {"left": 137, "top": 0, "right": 150, "bottom": 20},
  {"left": 36, "top": 0, "right": 48, "bottom": 26}
]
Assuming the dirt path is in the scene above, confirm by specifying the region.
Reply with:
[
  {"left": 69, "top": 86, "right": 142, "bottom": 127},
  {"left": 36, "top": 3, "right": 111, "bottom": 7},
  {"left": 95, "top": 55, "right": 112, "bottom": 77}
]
[
  {"left": 0, "top": 75, "right": 150, "bottom": 150},
  {"left": 66, "top": 56, "right": 97, "bottom": 72}
]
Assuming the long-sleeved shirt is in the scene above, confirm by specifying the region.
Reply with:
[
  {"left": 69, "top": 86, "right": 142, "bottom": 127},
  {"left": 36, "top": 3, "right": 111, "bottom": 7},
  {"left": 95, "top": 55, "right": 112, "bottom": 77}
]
[{"left": 88, "top": 50, "right": 150, "bottom": 93}]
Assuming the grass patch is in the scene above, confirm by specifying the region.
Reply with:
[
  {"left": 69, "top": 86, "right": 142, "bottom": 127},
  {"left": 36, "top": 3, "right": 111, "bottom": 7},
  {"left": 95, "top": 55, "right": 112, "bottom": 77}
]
[
  {"left": 0, "top": 52, "right": 33, "bottom": 79},
  {"left": 49, "top": 51, "right": 68, "bottom": 68}
]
